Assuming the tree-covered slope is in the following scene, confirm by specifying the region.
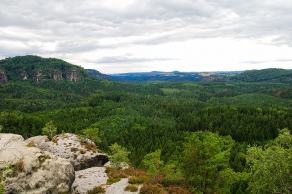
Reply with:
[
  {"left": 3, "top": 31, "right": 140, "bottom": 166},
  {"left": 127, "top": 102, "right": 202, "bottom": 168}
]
[
  {"left": 232, "top": 68, "right": 292, "bottom": 83},
  {"left": 0, "top": 56, "right": 291, "bottom": 193},
  {"left": 0, "top": 55, "right": 88, "bottom": 82}
]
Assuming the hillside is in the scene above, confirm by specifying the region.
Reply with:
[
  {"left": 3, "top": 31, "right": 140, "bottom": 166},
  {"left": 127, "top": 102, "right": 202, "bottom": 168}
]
[
  {"left": 0, "top": 55, "right": 87, "bottom": 83},
  {"left": 231, "top": 68, "right": 292, "bottom": 83},
  {"left": 86, "top": 69, "right": 110, "bottom": 79}
]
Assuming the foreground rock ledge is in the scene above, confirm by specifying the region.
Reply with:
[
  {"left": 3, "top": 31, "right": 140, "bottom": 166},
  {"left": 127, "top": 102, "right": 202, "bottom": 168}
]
[
  {"left": 25, "top": 133, "right": 109, "bottom": 170},
  {"left": 0, "top": 133, "right": 75, "bottom": 194}
]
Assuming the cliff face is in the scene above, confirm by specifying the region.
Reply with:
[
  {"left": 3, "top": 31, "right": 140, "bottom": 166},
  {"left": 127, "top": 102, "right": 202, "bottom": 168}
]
[
  {"left": 0, "top": 55, "right": 86, "bottom": 83},
  {"left": 0, "top": 71, "right": 7, "bottom": 83}
]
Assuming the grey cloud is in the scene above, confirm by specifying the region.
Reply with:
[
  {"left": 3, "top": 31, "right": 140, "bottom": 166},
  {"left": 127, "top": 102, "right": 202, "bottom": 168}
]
[
  {"left": 241, "top": 58, "right": 292, "bottom": 64},
  {"left": 1, "top": 0, "right": 292, "bottom": 57},
  {"left": 92, "top": 56, "right": 177, "bottom": 64}
]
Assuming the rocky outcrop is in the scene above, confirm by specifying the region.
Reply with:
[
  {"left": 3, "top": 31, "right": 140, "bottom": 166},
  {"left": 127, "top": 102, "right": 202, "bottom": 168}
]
[
  {"left": 51, "top": 70, "right": 63, "bottom": 81},
  {"left": 0, "top": 133, "right": 75, "bottom": 194},
  {"left": 0, "top": 71, "right": 7, "bottom": 83},
  {"left": 36, "top": 70, "right": 43, "bottom": 83},
  {"left": 25, "top": 133, "right": 109, "bottom": 170},
  {"left": 0, "top": 56, "right": 88, "bottom": 83},
  {"left": 66, "top": 70, "right": 81, "bottom": 82},
  {"left": 72, "top": 167, "right": 108, "bottom": 194},
  {"left": 20, "top": 70, "right": 28, "bottom": 80},
  {"left": 0, "top": 133, "right": 140, "bottom": 194}
]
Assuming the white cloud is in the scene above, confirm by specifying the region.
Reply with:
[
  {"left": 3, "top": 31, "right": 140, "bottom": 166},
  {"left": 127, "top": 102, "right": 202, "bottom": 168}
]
[{"left": 0, "top": 0, "right": 292, "bottom": 73}]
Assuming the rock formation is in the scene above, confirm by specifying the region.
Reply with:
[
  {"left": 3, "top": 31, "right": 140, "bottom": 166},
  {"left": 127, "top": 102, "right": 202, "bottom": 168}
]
[
  {"left": 20, "top": 70, "right": 28, "bottom": 80},
  {"left": 67, "top": 70, "right": 81, "bottom": 82},
  {"left": 0, "top": 71, "right": 7, "bottom": 83},
  {"left": 0, "top": 133, "right": 137, "bottom": 194},
  {"left": 72, "top": 167, "right": 108, "bottom": 193},
  {"left": 0, "top": 133, "right": 75, "bottom": 194},
  {"left": 25, "top": 133, "right": 108, "bottom": 170},
  {"left": 52, "top": 70, "right": 63, "bottom": 81}
]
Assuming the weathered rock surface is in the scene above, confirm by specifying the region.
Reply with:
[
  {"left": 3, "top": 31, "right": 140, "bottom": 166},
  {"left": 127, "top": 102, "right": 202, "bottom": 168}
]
[
  {"left": 0, "top": 133, "right": 24, "bottom": 151},
  {"left": 72, "top": 167, "right": 108, "bottom": 194},
  {"left": 105, "top": 178, "right": 141, "bottom": 194},
  {"left": 25, "top": 133, "right": 109, "bottom": 170},
  {"left": 0, "top": 133, "right": 75, "bottom": 194}
]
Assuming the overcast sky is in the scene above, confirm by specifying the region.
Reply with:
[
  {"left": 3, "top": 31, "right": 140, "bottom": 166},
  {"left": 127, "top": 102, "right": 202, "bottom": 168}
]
[{"left": 1, "top": 0, "right": 292, "bottom": 73}]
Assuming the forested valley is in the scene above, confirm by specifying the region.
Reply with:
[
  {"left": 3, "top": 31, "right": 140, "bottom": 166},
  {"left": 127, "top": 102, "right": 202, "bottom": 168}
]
[{"left": 0, "top": 56, "right": 291, "bottom": 194}]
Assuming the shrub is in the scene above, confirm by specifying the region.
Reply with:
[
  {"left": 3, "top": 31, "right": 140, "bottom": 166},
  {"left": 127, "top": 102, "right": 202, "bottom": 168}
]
[
  {"left": 128, "top": 176, "right": 147, "bottom": 184},
  {"left": 139, "top": 184, "right": 166, "bottom": 194},
  {"left": 107, "top": 177, "right": 121, "bottom": 185},
  {"left": 87, "top": 186, "right": 105, "bottom": 194},
  {"left": 109, "top": 143, "right": 130, "bottom": 168},
  {"left": 142, "top": 150, "right": 163, "bottom": 180},
  {"left": 81, "top": 127, "right": 102, "bottom": 146},
  {"left": 124, "top": 167, "right": 147, "bottom": 177},
  {"left": 124, "top": 184, "right": 138, "bottom": 192},
  {"left": 42, "top": 121, "right": 57, "bottom": 139},
  {"left": 106, "top": 167, "right": 127, "bottom": 179}
]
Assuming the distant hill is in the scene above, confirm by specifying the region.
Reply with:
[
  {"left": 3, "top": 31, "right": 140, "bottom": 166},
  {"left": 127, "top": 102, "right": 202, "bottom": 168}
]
[
  {"left": 110, "top": 69, "right": 292, "bottom": 83},
  {"left": 0, "top": 55, "right": 88, "bottom": 83},
  {"left": 86, "top": 69, "right": 110, "bottom": 79},
  {"left": 231, "top": 68, "right": 292, "bottom": 83},
  {"left": 110, "top": 71, "right": 241, "bottom": 82}
]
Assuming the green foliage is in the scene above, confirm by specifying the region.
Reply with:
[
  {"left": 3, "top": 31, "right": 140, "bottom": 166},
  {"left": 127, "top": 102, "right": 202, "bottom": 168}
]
[
  {"left": 142, "top": 150, "right": 164, "bottom": 180},
  {"left": 161, "top": 162, "right": 184, "bottom": 186},
  {"left": 273, "top": 128, "right": 292, "bottom": 148},
  {"left": 106, "top": 177, "right": 121, "bottom": 185},
  {"left": 81, "top": 127, "right": 102, "bottom": 145},
  {"left": 181, "top": 131, "right": 235, "bottom": 193},
  {"left": 109, "top": 143, "right": 130, "bottom": 168},
  {"left": 86, "top": 186, "right": 105, "bottom": 194},
  {"left": 42, "top": 121, "right": 57, "bottom": 139},
  {"left": 246, "top": 129, "right": 292, "bottom": 194},
  {"left": 232, "top": 68, "right": 292, "bottom": 83}
]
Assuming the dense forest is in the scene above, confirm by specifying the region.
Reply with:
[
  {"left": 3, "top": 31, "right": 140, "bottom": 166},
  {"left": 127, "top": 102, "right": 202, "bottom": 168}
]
[{"left": 0, "top": 56, "right": 291, "bottom": 194}]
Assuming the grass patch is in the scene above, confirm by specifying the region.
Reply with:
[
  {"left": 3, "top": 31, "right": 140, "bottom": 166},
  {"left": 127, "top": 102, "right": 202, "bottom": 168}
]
[
  {"left": 124, "top": 184, "right": 138, "bottom": 192},
  {"left": 107, "top": 177, "right": 121, "bottom": 185},
  {"left": 128, "top": 176, "right": 147, "bottom": 184}
]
